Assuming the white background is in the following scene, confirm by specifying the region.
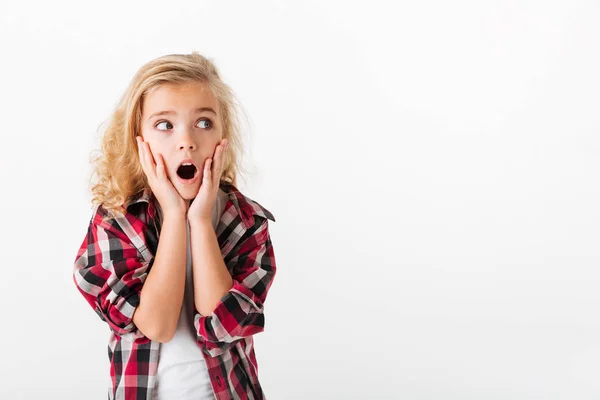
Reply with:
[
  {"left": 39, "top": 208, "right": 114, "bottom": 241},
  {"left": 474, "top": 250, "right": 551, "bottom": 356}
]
[{"left": 0, "top": 0, "right": 599, "bottom": 399}]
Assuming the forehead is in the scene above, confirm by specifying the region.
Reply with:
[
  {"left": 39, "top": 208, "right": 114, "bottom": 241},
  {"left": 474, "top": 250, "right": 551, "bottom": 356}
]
[{"left": 142, "top": 81, "right": 218, "bottom": 115}]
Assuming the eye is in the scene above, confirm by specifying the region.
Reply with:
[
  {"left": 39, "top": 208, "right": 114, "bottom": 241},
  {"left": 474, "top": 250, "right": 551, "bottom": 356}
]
[
  {"left": 197, "top": 118, "right": 212, "bottom": 129},
  {"left": 155, "top": 120, "right": 173, "bottom": 131}
]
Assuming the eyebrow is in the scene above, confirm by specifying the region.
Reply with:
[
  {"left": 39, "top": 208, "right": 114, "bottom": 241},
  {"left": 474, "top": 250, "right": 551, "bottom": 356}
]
[{"left": 147, "top": 107, "right": 217, "bottom": 120}]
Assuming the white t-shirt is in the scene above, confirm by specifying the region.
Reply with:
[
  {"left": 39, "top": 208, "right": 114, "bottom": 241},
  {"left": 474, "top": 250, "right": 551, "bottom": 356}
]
[{"left": 154, "top": 189, "right": 229, "bottom": 400}]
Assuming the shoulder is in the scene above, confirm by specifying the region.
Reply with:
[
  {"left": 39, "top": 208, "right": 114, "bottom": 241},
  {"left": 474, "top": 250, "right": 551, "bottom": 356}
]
[
  {"left": 90, "top": 192, "right": 151, "bottom": 241},
  {"left": 220, "top": 182, "right": 276, "bottom": 229},
  {"left": 88, "top": 200, "right": 155, "bottom": 262},
  {"left": 240, "top": 195, "right": 276, "bottom": 223}
]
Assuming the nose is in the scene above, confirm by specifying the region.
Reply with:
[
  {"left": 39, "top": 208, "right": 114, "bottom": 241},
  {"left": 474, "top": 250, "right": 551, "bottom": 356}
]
[{"left": 178, "top": 130, "right": 197, "bottom": 151}]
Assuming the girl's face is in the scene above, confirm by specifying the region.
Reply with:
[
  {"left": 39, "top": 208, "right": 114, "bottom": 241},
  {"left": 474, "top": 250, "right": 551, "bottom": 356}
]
[{"left": 140, "top": 81, "right": 223, "bottom": 201}]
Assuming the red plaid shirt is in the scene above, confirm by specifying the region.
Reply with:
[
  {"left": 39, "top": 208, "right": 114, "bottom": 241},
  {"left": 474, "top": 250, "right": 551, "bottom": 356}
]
[{"left": 73, "top": 182, "right": 277, "bottom": 399}]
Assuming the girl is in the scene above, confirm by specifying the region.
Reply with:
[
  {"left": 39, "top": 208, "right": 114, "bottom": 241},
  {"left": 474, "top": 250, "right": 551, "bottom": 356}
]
[{"left": 73, "top": 52, "right": 277, "bottom": 400}]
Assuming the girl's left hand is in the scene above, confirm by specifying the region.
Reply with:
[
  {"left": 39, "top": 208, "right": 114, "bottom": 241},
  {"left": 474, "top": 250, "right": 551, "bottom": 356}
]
[{"left": 187, "top": 138, "right": 229, "bottom": 223}]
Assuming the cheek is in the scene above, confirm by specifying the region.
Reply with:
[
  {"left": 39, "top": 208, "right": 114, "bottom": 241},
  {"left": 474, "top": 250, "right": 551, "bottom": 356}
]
[
  {"left": 142, "top": 135, "right": 161, "bottom": 154},
  {"left": 146, "top": 141, "right": 167, "bottom": 164},
  {"left": 206, "top": 138, "right": 222, "bottom": 153}
]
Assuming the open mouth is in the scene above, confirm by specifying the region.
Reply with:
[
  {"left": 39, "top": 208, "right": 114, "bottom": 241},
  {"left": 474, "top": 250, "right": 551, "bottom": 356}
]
[{"left": 176, "top": 162, "right": 198, "bottom": 180}]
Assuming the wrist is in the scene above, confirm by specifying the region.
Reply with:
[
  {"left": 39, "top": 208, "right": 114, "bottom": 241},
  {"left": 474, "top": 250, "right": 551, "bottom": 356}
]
[
  {"left": 188, "top": 217, "right": 212, "bottom": 229},
  {"left": 163, "top": 209, "right": 187, "bottom": 221}
]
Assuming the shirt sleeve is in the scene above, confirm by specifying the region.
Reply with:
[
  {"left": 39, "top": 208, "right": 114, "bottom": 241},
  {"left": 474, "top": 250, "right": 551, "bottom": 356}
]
[
  {"left": 72, "top": 210, "right": 151, "bottom": 341},
  {"left": 193, "top": 217, "right": 277, "bottom": 357}
]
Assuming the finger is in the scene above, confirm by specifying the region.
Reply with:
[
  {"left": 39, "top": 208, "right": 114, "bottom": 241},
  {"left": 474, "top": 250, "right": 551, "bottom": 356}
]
[
  {"left": 138, "top": 138, "right": 157, "bottom": 181},
  {"left": 137, "top": 137, "right": 149, "bottom": 174},
  {"left": 220, "top": 140, "right": 228, "bottom": 167},
  {"left": 144, "top": 142, "right": 157, "bottom": 177},
  {"left": 216, "top": 140, "right": 228, "bottom": 179},
  {"left": 155, "top": 153, "right": 167, "bottom": 180},
  {"left": 213, "top": 140, "right": 227, "bottom": 175},
  {"left": 204, "top": 158, "right": 212, "bottom": 183}
]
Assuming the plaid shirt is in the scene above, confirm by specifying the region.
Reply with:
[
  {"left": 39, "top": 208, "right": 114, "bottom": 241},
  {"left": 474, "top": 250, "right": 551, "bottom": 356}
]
[{"left": 73, "top": 182, "right": 276, "bottom": 400}]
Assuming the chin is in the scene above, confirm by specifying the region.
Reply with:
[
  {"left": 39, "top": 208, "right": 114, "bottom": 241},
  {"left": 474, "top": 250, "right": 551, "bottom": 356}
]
[{"left": 176, "top": 184, "right": 200, "bottom": 200}]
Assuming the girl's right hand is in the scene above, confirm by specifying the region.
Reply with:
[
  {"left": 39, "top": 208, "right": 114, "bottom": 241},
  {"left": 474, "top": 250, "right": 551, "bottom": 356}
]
[{"left": 136, "top": 136, "right": 187, "bottom": 217}]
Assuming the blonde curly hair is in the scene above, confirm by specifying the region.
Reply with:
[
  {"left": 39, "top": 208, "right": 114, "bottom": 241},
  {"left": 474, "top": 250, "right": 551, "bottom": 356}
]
[{"left": 89, "top": 52, "right": 248, "bottom": 216}]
